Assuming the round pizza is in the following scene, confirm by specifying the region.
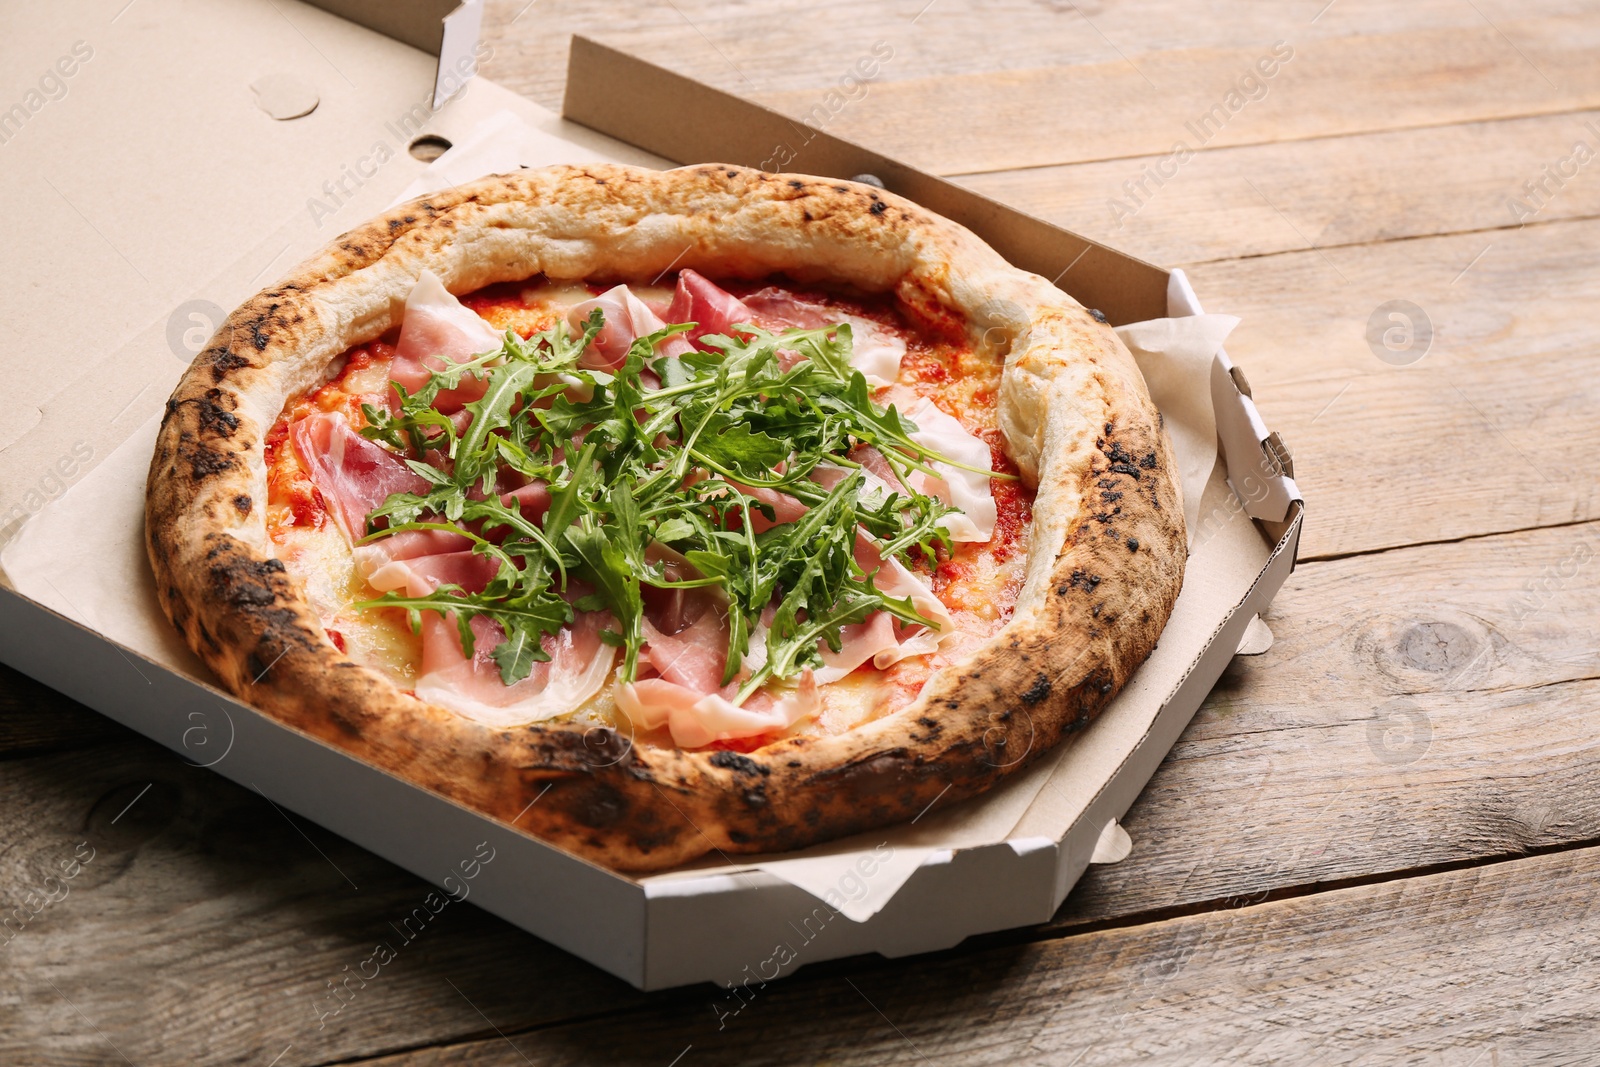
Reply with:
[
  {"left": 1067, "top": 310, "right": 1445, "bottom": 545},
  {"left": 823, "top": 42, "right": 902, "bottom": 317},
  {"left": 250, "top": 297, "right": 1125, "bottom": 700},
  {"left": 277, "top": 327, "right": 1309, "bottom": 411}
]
[{"left": 145, "top": 164, "right": 1185, "bottom": 871}]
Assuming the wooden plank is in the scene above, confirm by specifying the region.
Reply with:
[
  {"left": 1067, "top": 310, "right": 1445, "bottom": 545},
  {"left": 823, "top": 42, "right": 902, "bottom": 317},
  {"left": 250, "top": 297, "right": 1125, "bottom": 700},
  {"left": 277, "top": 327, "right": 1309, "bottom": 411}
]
[
  {"left": 959, "top": 108, "right": 1600, "bottom": 266},
  {"left": 1055, "top": 517, "right": 1600, "bottom": 928},
  {"left": 338, "top": 845, "right": 1600, "bottom": 1064},
  {"left": 1183, "top": 214, "right": 1600, "bottom": 559},
  {"left": 749, "top": 15, "right": 1600, "bottom": 175},
  {"left": 0, "top": 662, "right": 126, "bottom": 759},
  {"left": 0, "top": 739, "right": 645, "bottom": 1067},
  {"left": 482, "top": 0, "right": 1562, "bottom": 117},
  {"left": 6, "top": 519, "right": 1597, "bottom": 1063}
]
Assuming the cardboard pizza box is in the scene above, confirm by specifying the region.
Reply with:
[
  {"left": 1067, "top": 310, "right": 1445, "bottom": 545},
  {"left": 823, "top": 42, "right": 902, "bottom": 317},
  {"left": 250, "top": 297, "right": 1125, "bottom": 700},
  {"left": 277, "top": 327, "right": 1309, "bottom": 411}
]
[{"left": 0, "top": 1, "right": 1301, "bottom": 991}]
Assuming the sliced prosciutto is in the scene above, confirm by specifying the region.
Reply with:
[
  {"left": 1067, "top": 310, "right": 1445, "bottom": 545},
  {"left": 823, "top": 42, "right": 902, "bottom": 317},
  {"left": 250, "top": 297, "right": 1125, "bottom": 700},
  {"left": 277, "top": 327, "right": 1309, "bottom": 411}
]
[
  {"left": 567, "top": 285, "right": 694, "bottom": 369},
  {"left": 854, "top": 536, "right": 958, "bottom": 666},
  {"left": 290, "top": 411, "right": 429, "bottom": 540},
  {"left": 804, "top": 532, "right": 961, "bottom": 685},
  {"left": 742, "top": 287, "right": 907, "bottom": 385},
  {"left": 662, "top": 269, "right": 756, "bottom": 346},
  {"left": 416, "top": 610, "right": 616, "bottom": 729},
  {"left": 360, "top": 531, "right": 616, "bottom": 728},
  {"left": 898, "top": 394, "right": 997, "bottom": 543},
  {"left": 615, "top": 673, "right": 819, "bottom": 751},
  {"left": 388, "top": 270, "right": 504, "bottom": 413},
  {"left": 362, "top": 546, "right": 501, "bottom": 601}
]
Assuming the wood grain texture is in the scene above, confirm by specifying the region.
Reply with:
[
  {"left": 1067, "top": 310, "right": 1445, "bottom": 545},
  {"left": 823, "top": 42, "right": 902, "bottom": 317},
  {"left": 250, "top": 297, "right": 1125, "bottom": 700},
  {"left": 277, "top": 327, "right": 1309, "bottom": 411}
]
[
  {"left": 4, "top": 0, "right": 1598, "bottom": 1061},
  {"left": 0, "top": 662, "right": 127, "bottom": 759},
  {"left": 960, "top": 108, "right": 1600, "bottom": 266},
  {"left": 1055, "top": 517, "right": 1600, "bottom": 927},
  {"left": 343, "top": 846, "right": 1600, "bottom": 1065},
  {"left": 769, "top": 15, "right": 1600, "bottom": 175},
  {"left": 1185, "top": 215, "right": 1600, "bottom": 560},
  {"left": 0, "top": 740, "right": 644, "bottom": 1067},
  {"left": 480, "top": 1, "right": 1589, "bottom": 123}
]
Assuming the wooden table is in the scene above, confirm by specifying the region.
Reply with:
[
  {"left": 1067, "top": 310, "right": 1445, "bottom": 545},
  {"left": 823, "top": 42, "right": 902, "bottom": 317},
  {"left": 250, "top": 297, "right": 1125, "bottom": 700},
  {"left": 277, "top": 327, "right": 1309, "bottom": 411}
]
[{"left": 8, "top": 1, "right": 1599, "bottom": 1061}]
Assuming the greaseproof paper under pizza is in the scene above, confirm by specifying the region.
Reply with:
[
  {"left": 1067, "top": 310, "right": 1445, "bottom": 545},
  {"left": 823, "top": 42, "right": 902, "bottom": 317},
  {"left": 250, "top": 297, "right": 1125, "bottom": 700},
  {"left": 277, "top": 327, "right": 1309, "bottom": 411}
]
[{"left": 146, "top": 165, "right": 1185, "bottom": 871}]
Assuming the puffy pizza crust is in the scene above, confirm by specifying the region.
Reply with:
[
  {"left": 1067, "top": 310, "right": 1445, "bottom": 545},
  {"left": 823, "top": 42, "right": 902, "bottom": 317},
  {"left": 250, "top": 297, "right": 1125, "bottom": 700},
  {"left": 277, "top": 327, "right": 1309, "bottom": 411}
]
[{"left": 145, "top": 164, "right": 1186, "bottom": 871}]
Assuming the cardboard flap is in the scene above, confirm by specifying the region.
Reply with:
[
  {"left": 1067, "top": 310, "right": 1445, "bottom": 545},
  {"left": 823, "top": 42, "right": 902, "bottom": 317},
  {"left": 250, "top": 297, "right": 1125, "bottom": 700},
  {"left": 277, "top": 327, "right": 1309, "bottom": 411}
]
[
  {"left": 305, "top": 0, "right": 464, "bottom": 53},
  {"left": 304, "top": 0, "right": 484, "bottom": 106}
]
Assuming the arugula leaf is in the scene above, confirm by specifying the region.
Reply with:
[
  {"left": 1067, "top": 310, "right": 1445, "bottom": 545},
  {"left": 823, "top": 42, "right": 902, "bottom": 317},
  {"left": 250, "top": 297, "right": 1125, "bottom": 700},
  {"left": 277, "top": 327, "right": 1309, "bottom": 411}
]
[{"left": 565, "top": 521, "right": 643, "bottom": 678}]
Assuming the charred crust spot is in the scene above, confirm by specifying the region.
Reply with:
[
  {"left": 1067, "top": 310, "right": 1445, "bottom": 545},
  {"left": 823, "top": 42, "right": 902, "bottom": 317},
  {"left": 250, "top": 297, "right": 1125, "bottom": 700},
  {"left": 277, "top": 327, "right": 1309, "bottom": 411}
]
[
  {"left": 1021, "top": 674, "right": 1052, "bottom": 704},
  {"left": 246, "top": 650, "right": 271, "bottom": 678},
  {"left": 1102, "top": 439, "right": 1143, "bottom": 481},
  {"left": 232, "top": 494, "right": 252, "bottom": 516},
  {"left": 788, "top": 179, "right": 804, "bottom": 189},
  {"left": 1100, "top": 490, "right": 1123, "bottom": 503},
  {"left": 869, "top": 200, "right": 887, "bottom": 216},
  {"left": 725, "top": 169, "right": 739, "bottom": 178},
  {"left": 568, "top": 784, "right": 627, "bottom": 830},
  {"left": 804, "top": 749, "right": 911, "bottom": 789},
  {"left": 1089, "top": 308, "right": 1109, "bottom": 324},
  {"left": 184, "top": 443, "right": 238, "bottom": 480},
  {"left": 208, "top": 350, "right": 252, "bottom": 382},
  {"left": 197, "top": 624, "right": 221, "bottom": 654},
  {"left": 196, "top": 394, "right": 239, "bottom": 436},
  {"left": 743, "top": 784, "right": 769, "bottom": 808},
  {"left": 832, "top": 184, "right": 849, "bottom": 192},
  {"left": 709, "top": 750, "right": 770, "bottom": 777},
  {"left": 1127, "top": 537, "right": 1140, "bottom": 551},
  {"left": 803, "top": 210, "right": 813, "bottom": 222},
  {"left": 1140, "top": 452, "right": 1159, "bottom": 470},
  {"left": 1069, "top": 569, "right": 1102, "bottom": 591},
  {"left": 914, "top": 715, "right": 943, "bottom": 741}
]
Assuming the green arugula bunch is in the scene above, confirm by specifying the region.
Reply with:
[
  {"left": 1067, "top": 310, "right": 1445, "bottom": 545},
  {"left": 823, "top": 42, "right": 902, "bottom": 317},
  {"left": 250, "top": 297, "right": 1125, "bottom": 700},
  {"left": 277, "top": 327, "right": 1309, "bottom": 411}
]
[{"left": 354, "top": 311, "right": 988, "bottom": 702}]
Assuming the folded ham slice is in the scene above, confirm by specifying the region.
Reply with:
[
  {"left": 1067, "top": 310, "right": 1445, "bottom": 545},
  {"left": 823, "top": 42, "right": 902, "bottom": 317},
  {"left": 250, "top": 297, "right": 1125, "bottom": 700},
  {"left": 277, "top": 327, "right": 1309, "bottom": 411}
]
[
  {"left": 615, "top": 673, "right": 819, "bottom": 750},
  {"left": 388, "top": 270, "right": 504, "bottom": 413},
  {"left": 567, "top": 285, "right": 694, "bottom": 370},
  {"left": 290, "top": 412, "right": 429, "bottom": 541},
  {"left": 363, "top": 548, "right": 501, "bottom": 601},
  {"left": 415, "top": 610, "right": 617, "bottom": 729},
  {"left": 741, "top": 287, "right": 906, "bottom": 385},
  {"left": 898, "top": 395, "right": 997, "bottom": 543},
  {"left": 663, "top": 269, "right": 756, "bottom": 346}
]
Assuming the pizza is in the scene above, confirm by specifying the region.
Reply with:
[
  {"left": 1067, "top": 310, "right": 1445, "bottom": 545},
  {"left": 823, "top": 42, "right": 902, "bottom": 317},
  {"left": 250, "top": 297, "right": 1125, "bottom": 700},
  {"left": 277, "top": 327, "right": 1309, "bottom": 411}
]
[{"left": 145, "top": 164, "right": 1185, "bottom": 871}]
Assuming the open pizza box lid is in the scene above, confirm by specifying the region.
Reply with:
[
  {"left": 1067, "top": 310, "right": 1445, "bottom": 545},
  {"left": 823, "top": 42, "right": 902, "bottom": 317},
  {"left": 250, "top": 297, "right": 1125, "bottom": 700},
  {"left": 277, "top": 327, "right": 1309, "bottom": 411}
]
[{"left": 0, "top": 3, "right": 1302, "bottom": 991}]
